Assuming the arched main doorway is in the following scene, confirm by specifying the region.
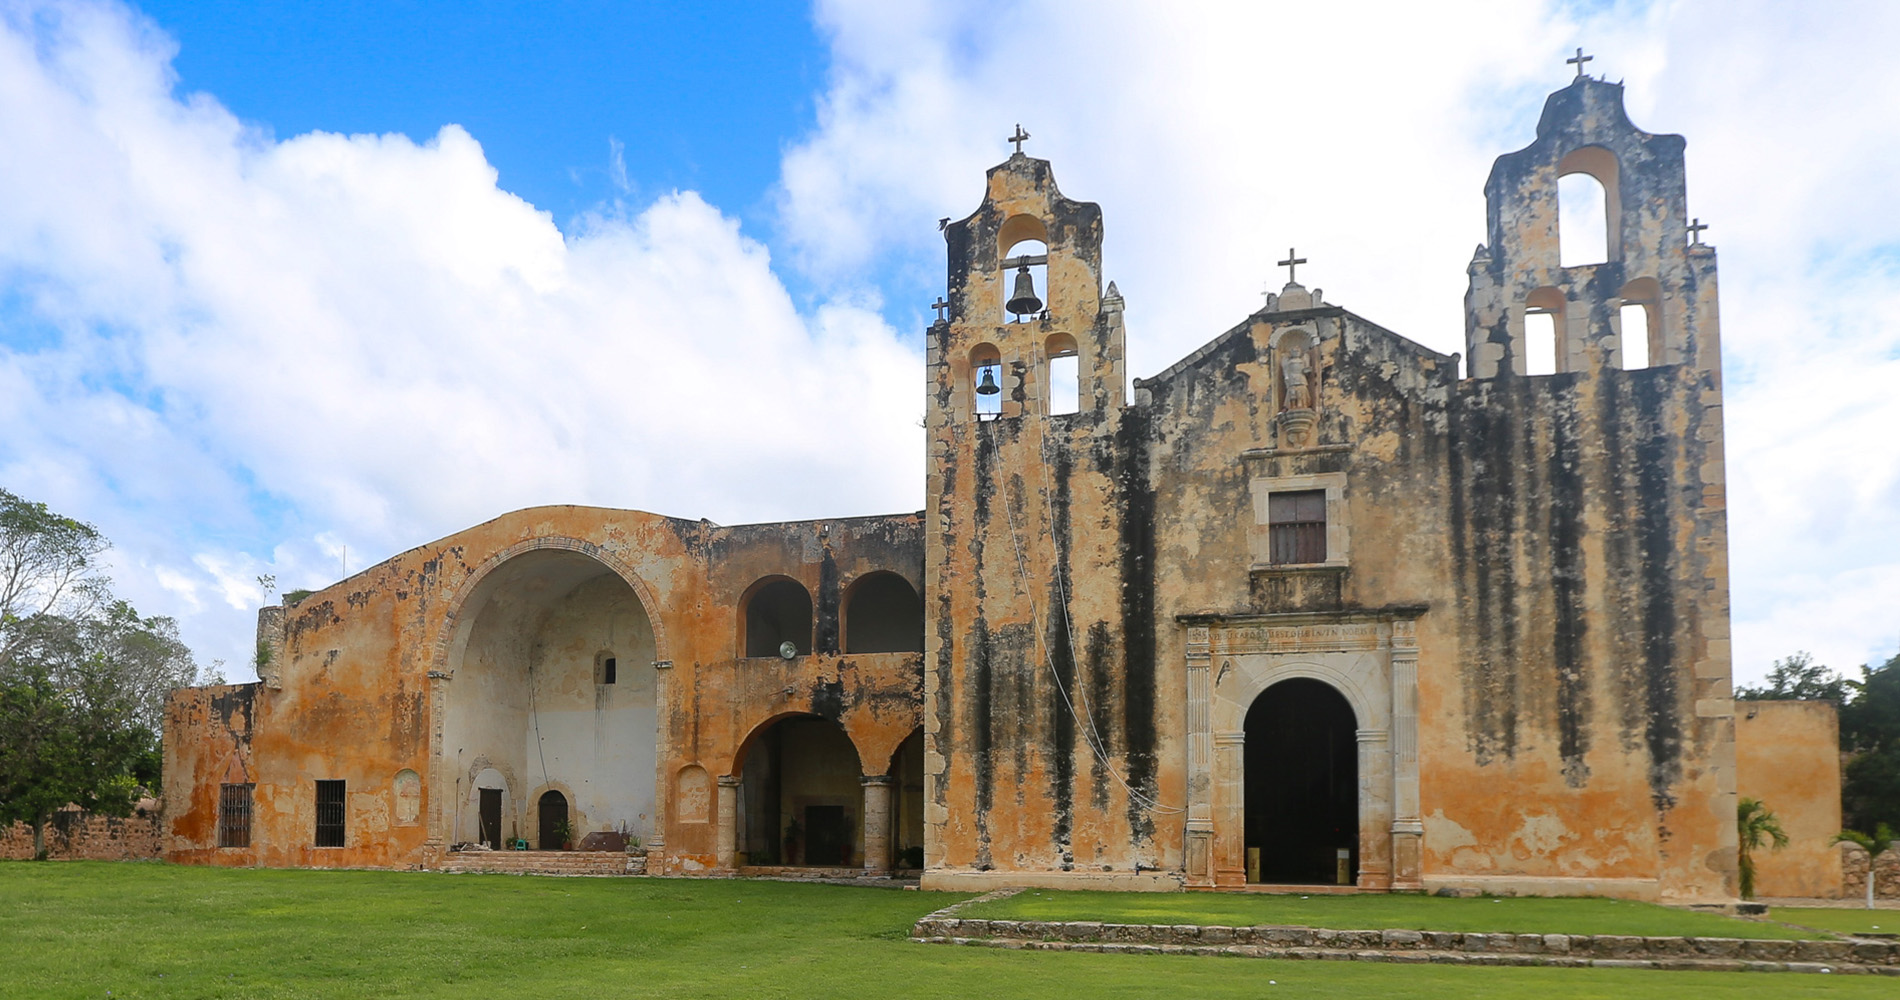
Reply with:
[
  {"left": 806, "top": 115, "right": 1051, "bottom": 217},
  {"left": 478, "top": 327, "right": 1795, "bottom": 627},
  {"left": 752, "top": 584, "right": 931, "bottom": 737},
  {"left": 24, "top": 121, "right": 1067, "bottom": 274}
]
[
  {"left": 736, "top": 715, "right": 863, "bottom": 867},
  {"left": 1245, "top": 678, "right": 1358, "bottom": 885}
]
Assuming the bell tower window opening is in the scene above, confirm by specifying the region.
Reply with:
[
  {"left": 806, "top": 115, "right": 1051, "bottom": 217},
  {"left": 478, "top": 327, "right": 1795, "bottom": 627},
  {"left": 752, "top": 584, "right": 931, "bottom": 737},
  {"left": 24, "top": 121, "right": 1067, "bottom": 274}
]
[
  {"left": 1002, "top": 239, "right": 1048, "bottom": 323},
  {"left": 1524, "top": 310, "right": 1559, "bottom": 375},
  {"left": 1045, "top": 333, "right": 1079, "bottom": 415},
  {"left": 1557, "top": 172, "right": 1609, "bottom": 267},
  {"left": 970, "top": 343, "right": 1002, "bottom": 418},
  {"left": 1620, "top": 303, "right": 1651, "bottom": 369},
  {"left": 1267, "top": 490, "right": 1327, "bottom": 565}
]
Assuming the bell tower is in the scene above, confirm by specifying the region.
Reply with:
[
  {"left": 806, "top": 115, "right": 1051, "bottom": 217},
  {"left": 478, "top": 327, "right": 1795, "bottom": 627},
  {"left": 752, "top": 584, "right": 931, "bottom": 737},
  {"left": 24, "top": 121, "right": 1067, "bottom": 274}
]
[
  {"left": 921, "top": 139, "right": 1159, "bottom": 882},
  {"left": 1464, "top": 74, "right": 1721, "bottom": 384}
]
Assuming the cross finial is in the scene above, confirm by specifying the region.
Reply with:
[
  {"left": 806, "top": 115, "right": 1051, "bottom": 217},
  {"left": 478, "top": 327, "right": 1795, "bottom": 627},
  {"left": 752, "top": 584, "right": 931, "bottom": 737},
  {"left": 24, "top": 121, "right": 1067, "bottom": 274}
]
[
  {"left": 1008, "top": 124, "right": 1030, "bottom": 155},
  {"left": 1278, "top": 247, "right": 1308, "bottom": 284},
  {"left": 931, "top": 296, "right": 950, "bottom": 321},
  {"left": 1567, "top": 47, "right": 1593, "bottom": 79},
  {"left": 1687, "top": 218, "right": 1709, "bottom": 245}
]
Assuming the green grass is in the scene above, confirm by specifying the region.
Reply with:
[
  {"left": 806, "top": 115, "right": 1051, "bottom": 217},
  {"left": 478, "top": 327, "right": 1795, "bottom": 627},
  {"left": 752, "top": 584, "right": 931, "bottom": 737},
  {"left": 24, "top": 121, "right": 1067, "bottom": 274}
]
[
  {"left": 1772, "top": 907, "right": 1900, "bottom": 937},
  {"left": 0, "top": 862, "right": 1888, "bottom": 999},
  {"left": 964, "top": 888, "right": 1824, "bottom": 940}
]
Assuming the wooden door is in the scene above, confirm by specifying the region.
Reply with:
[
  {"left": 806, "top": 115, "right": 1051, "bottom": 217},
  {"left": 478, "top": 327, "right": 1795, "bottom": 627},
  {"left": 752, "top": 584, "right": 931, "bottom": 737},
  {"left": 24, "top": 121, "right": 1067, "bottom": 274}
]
[{"left": 479, "top": 788, "right": 502, "bottom": 850}]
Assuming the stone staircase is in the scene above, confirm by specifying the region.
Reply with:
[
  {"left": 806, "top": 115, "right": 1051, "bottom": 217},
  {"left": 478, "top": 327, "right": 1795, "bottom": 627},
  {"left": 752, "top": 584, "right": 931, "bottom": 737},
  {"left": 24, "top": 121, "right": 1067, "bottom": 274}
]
[{"left": 440, "top": 850, "right": 645, "bottom": 876}]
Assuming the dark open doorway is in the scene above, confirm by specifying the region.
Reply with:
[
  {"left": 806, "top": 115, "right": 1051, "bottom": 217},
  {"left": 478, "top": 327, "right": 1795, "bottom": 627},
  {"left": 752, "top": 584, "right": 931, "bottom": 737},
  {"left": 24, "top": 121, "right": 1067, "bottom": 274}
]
[
  {"left": 737, "top": 714, "right": 862, "bottom": 866},
  {"left": 537, "top": 790, "right": 568, "bottom": 850},
  {"left": 1244, "top": 678, "right": 1358, "bottom": 885},
  {"left": 479, "top": 788, "right": 502, "bottom": 850}
]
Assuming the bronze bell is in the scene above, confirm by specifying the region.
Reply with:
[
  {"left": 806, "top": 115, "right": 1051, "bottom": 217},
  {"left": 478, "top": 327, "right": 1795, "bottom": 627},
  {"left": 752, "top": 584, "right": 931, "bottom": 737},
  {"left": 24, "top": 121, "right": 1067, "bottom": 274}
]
[
  {"left": 976, "top": 366, "right": 1001, "bottom": 395},
  {"left": 1005, "top": 264, "right": 1043, "bottom": 317}
]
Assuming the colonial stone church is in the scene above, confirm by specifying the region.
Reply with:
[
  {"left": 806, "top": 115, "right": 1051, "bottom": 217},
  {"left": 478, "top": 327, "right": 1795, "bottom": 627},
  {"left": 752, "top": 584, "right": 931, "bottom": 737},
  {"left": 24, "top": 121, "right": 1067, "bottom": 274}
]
[{"left": 164, "top": 74, "right": 1837, "bottom": 901}]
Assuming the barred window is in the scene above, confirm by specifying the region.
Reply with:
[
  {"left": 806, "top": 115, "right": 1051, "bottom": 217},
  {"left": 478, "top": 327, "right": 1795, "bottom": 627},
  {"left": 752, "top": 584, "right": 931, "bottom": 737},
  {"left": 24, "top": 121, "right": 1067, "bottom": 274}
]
[
  {"left": 218, "top": 783, "right": 253, "bottom": 848},
  {"left": 315, "top": 779, "right": 346, "bottom": 847},
  {"left": 1268, "top": 490, "right": 1327, "bottom": 565}
]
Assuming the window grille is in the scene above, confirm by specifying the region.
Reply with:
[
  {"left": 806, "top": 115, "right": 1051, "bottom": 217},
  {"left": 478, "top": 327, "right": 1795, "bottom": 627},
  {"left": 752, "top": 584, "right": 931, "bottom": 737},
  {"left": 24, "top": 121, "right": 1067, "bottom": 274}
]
[
  {"left": 217, "top": 783, "right": 253, "bottom": 848},
  {"left": 315, "top": 779, "right": 346, "bottom": 847},
  {"left": 1268, "top": 490, "right": 1327, "bottom": 565}
]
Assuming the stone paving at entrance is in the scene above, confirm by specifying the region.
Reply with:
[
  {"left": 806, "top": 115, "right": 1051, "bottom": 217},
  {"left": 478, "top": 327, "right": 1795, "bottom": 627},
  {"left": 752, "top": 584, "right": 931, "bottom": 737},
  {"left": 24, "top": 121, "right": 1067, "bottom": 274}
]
[{"left": 910, "top": 889, "right": 1900, "bottom": 975}]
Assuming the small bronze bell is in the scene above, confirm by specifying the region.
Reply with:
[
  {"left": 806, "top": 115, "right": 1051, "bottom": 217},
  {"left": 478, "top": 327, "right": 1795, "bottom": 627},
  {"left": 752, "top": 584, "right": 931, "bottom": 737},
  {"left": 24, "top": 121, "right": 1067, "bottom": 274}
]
[
  {"left": 976, "top": 366, "right": 1001, "bottom": 395},
  {"left": 1005, "top": 264, "right": 1043, "bottom": 317}
]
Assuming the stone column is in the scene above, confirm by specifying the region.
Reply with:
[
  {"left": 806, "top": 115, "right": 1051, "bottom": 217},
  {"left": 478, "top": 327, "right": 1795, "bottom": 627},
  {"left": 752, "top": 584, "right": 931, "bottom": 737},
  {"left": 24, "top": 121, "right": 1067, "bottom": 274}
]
[
  {"left": 645, "top": 660, "right": 672, "bottom": 873},
  {"left": 1183, "top": 626, "right": 1215, "bottom": 887},
  {"left": 861, "top": 775, "right": 893, "bottom": 874},
  {"left": 715, "top": 775, "right": 740, "bottom": 870},
  {"left": 1389, "top": 621, "right": 1423, "bottom": 890}
]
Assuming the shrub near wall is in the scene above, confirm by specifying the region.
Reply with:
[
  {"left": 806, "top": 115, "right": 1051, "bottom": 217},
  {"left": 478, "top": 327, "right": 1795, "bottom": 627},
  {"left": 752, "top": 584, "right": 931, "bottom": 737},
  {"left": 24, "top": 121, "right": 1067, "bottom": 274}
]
[{"left": 0, "top": 804, "right": 164, "bottom": 861}]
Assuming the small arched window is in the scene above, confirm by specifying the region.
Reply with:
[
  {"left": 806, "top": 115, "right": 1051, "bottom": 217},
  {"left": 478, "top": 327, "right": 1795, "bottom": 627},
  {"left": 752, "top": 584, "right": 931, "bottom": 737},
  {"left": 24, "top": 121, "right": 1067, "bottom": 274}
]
[
  {"left": 595, "top": 650, "right": 617, "bottom": 685},
  {"left": 843, "top": 572, "right": 923, "bottom": 653},
  {"left": 970, "top": 343, "right": 1002, "bottom": 418},
  {"left": 1045, "top": 333, "right": 1079, "bottom": 415},
  {"left": 743, "top": 577, "right": 813, "bottom": 657}
]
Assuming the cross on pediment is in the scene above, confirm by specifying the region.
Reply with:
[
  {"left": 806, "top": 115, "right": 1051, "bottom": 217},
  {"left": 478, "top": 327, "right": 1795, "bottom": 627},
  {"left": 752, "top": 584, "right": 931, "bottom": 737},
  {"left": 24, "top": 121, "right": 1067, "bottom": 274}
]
[
  {"left": 1008, "top": 124, "right": 1030, "bottom": 155},
  {"left": 1687, "top": 218, "right": 1709, "bottom": 245},
  {"left": 1278, "top": 247, "right": 1308, "bottom": 284},
  {"left": 1567, "top": 47, "right": 1593, "bottom": 78},
  {"left": 931, "top": 296, "right": 950, "bottom": 321}
]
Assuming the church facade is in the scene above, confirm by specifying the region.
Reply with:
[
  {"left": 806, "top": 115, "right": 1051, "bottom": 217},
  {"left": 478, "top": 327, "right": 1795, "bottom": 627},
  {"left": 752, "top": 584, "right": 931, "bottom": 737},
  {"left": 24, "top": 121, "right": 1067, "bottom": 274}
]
[{"left": 164, "top": 76, "right": 1826, "bottom": 901}]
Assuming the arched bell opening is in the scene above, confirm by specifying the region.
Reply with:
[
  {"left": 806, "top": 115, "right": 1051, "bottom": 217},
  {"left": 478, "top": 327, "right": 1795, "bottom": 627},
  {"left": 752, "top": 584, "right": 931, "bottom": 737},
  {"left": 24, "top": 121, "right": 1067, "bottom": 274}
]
[
  {"left": 733, "top": 714, "right": 865, "bottom": 868},
  {"left": 999, "top": 213, "right": 1050, "bottom": 324},
  {"left": 969, "top": 342, "right": 1003, "bottom": 418},
  {"left": 1044, "top": 332, "right": 1080, "bottom": 416},
  {"left": 1244, "top": 678, "right": 1359, "bottom": 885}
]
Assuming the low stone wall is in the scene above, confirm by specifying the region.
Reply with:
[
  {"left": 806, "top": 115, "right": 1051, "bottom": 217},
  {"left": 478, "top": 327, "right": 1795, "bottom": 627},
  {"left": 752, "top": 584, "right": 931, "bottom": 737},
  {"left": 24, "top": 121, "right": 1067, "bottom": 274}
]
[
  {"left": 439, "top": 850, "right": 644, "bottom": 876},
  {"left": 1, "top": 808, "right": 164, "bottom": 861},
  {"left": 1840, "top": 844, "right": 1900, "bottom": 899},
  {"left": 911, "top": 912, "right": 1900, "bottom": 975}
]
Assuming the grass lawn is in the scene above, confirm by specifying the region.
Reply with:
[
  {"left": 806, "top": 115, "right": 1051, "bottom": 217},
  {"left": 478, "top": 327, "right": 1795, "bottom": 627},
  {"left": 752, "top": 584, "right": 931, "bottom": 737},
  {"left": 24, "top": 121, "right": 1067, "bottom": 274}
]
[
  {"left": 0, "top": 862, "right": 1886, "bottom": 1000},
  {"left": 1772, "top": 907, "right": 1900, "bottom": 937},
  {"left": 961, "top": 888, "right": 1822, "bottom": 940}
]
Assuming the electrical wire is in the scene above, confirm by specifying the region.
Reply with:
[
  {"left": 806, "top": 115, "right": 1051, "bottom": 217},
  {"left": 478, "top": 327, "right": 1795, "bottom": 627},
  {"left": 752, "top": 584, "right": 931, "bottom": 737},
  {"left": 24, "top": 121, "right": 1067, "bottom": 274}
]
[{"left": 983, "top": 417, "right": 1185, "bottom": 815}]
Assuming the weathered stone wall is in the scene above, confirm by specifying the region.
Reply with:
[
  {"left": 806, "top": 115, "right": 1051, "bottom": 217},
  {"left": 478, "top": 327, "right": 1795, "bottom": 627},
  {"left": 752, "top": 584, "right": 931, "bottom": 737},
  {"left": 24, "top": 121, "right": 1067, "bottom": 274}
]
[
  {"left": 163, "top": 506, "right": 925, "bottom": 874},
  {"left": 1, "top": 806, "right": 163, "bottom": 861},
  {"left": 1735, "top": 701, "right": 1843, "bottom": 897},
  {"left": 1841, "top": 843, "right": 1900, "bottom": 900}
]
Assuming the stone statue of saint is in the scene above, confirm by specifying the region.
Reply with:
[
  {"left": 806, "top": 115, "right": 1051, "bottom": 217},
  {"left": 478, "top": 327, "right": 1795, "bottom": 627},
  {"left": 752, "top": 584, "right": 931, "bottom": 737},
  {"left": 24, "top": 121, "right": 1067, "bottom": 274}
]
[{"left": 1280, "top": 347, "right": 1313, "bottom": 410}]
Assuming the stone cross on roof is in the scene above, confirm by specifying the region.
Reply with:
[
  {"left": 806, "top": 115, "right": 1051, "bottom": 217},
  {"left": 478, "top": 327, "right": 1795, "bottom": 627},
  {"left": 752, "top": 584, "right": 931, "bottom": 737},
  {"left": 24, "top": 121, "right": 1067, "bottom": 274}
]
[
  {"left": 1008, "top": 124, "right": 1030, "bottom": 155},
  {"left": 931, "top": 296, "right": 950, "bottom": 320},
  {"left": 1278, "top": 247, "right": 1308, "bottom": 284},
  {"left": 1687, "top": 218, "right": 1709, "bottom": 245},
  {"left": 1567, "top": 47, "right": 1594, "bottom": 79}
]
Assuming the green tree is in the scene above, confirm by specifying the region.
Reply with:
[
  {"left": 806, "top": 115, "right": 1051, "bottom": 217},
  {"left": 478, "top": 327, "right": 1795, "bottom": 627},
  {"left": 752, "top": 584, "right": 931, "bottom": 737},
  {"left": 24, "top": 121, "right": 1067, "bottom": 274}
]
[
  {"left": 1735, "top": 651, "right": 1848, "bottom": 701},
  {"left": 0, "top": 489, "right": 202, "bottom": 857},
  {"left": 1841, "top": 652, "right": 1900, "bottom": 833},
  {"left": 1736, "top": 796, "right": 1789, "bottom": 900}
]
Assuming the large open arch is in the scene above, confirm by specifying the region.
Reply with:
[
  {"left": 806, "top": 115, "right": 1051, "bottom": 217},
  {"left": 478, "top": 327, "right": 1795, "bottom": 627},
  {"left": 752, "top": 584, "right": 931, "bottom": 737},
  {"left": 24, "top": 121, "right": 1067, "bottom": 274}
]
[
  {"left": 732, "top": 714, "right": 864, "bottom": 868},
  {"left": 1244, "top": 678, "right": 1359, "bottom": 884},
  {"left": 438, "top": 547, "right": 659, "bottom": 852}
]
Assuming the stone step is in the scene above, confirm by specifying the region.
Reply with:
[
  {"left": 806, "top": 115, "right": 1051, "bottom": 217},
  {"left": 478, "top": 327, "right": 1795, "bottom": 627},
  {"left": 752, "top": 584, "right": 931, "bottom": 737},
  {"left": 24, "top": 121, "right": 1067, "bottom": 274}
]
[{"left": 910, "top": 918, "right": 1900, "bottom": 975}]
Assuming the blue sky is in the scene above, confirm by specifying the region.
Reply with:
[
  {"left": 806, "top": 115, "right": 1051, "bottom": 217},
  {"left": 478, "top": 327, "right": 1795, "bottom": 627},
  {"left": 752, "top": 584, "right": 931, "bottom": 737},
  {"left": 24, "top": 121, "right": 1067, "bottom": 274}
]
[
  {"left": 0, "top": 0, "right": 1896, "bottom": 686},
  {"left": 140, "top": 1, "right": 823, "bottom": 234}
]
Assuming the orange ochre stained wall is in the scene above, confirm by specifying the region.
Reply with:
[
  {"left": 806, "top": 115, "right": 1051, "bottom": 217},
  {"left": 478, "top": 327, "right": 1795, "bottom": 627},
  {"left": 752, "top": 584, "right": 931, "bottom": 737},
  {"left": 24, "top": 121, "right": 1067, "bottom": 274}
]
[{"left": 1735, "top": 701, "right": 1844, "bottom": 898}]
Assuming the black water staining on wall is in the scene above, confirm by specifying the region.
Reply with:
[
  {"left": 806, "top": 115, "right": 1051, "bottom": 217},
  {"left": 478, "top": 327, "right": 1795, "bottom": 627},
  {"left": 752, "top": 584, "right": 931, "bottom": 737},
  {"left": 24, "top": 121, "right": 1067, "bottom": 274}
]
[{"left": 1116, "top": 406, "right": 1157, "bottom": 839}]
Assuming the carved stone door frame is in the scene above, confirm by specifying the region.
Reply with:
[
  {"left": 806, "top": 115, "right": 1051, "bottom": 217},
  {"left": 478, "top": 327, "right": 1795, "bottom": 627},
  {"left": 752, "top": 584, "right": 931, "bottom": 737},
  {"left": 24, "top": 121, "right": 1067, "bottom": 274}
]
[{"left": 1181, "top": 609, "right": 1423, "bottom": 890}]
